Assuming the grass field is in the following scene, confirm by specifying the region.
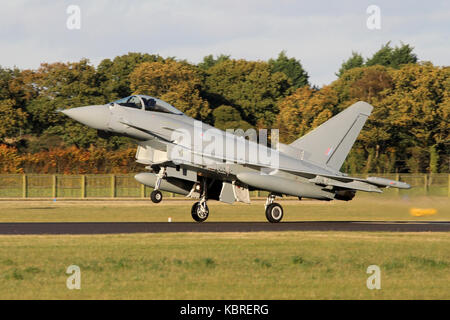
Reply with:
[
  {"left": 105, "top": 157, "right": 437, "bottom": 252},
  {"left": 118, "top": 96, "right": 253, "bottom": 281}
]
[
  {"left": 0, "top": 196, "right": 449, "bottom": 222},
  {"left": 0, "top": 232, "right": 449, "bottom": 299},
  {"left": 0, "top": 197, "right": 448, "bottom": 300}
]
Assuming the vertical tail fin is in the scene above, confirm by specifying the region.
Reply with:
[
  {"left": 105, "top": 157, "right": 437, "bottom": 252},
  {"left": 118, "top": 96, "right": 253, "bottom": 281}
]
[{"left": 289, "top": 101, "right": 373, "bottom": 171}]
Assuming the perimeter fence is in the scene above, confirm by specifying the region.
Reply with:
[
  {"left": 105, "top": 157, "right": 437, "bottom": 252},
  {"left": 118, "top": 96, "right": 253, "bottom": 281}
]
[{"left": 0, "top": 173, "right": 448, "bottom": 199}]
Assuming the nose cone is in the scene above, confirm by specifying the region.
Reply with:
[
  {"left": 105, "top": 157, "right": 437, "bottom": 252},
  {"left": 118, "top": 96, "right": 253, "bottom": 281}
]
[{"left": 60, "top": 105, "right": 110, "bottom": 130}]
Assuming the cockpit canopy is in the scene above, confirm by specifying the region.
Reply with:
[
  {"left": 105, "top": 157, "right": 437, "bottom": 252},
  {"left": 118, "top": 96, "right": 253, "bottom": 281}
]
[{"left": 110, "top": 95, "right": 184, "bottom": 115}]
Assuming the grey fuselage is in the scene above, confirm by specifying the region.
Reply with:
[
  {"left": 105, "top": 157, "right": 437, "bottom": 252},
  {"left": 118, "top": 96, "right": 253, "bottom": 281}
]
[
  {"left": 62, "top": 100, "right": 341, "bottom": 200},
  {"left": 61, "top": 96, "right": 408, "bottom": 201}
]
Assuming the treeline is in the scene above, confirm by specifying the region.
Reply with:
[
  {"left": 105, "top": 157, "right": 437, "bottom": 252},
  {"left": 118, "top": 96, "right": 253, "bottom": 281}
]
[
  {"left": 0, "top": 145, "right": 138, "bottom": 174},
  {"left": 0, "top": 42, "right": 448, "bottom": 174}
]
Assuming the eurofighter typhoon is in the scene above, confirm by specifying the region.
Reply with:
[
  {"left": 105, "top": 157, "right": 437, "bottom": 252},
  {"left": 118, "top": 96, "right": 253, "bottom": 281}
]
[{"left": 61, "top": 95, "right": 410, "bottom": 223}]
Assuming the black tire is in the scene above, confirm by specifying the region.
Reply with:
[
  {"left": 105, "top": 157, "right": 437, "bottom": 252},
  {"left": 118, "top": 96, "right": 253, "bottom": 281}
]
[
  {"left": 191, "top": 202, "right": 209, "bottom": 223},
  {"left": 150, "top": 190, "right": 163, "bottom": 203},
  {"left": 265, "top": 203, "right": 283, "bottom": 223}
]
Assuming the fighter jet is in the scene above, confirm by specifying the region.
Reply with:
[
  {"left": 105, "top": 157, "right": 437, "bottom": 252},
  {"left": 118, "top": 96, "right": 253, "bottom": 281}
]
[{"left": 61, "top": 95, "right": 410, "bottom": 223}]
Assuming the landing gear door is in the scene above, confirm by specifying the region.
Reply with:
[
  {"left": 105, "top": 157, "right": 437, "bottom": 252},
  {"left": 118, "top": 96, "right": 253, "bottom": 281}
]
[
  {"left": 219, "top": 182, "right": 236, "bottom": 204},
  {"left": 233, "top": 181, "right": 250, "bottom": 204}
]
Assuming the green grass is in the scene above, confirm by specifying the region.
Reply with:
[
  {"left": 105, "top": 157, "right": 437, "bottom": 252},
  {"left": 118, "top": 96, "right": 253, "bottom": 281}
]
[
  {"left": 0, "top": 196, "right": 448, "bottom": 222},
  {"left": 0, "top": 232, "right": 449, "bottom": 299}
]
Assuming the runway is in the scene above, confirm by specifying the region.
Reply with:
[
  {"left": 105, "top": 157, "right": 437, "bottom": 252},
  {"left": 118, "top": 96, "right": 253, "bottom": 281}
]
[{"left": 0, "top": 221, "right": 449, "bottom": 234}]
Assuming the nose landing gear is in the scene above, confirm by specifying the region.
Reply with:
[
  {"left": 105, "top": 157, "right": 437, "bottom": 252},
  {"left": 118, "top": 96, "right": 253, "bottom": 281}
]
[{"left": 150, "top": 167, "right": 166, "bottom": 203}]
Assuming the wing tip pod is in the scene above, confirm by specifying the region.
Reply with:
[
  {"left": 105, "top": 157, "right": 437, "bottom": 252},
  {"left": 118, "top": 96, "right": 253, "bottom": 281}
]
[{"left": 366, "top": 177, "right": 411, "bottom": 189}]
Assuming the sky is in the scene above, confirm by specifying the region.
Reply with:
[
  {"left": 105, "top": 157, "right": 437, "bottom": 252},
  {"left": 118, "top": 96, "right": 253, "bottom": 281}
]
[{"left": 0, "top": 0, "right": 449, "bottom": 86}]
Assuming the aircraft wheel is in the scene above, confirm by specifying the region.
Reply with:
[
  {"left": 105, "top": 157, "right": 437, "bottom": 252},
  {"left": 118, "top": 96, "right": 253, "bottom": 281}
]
[
  {"left": 150, "top": 190, "right": 163, "bottom": 203},
  {"left": 265, "top": 203, "right": 283, "bottom": 223},
  {"left": 191, "top": 202, "right": 209, "bottom": 223}
]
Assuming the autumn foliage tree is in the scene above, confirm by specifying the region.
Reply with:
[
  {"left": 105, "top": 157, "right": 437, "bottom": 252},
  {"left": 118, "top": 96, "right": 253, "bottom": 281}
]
[
  {"left": 276, "top": 86, "right": 337, "bottom": 143},
  {"left": 130, "top": 59, "right": 210, "bottom": 119},
  {"left": 0, "top": 99, "right": 27, "bottom": 142},
  {"left": 212, "top": 105, "right": 252, "bottom": 131},
  {"left": 0, "top": 67, "right": 32, "bottom": 142},
  {"left": 205, "top": 59, "right": 291, "bottom": 126},
  {"left": 0, "top": 145, "right": 139, "bottom": 174},
  {"left": 277, "top": 62, "right": 449, "bottom": 173},
  {"left": 0, "top": 44, "right": 448, "bottom": 174},
  {"left": 97, "top": 52, "right": 164, "bottom": 100}
]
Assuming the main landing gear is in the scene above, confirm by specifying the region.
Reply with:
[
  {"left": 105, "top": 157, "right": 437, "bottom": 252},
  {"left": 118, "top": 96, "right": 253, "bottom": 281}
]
[
  {"left": 150, "top": 167, "right": 165, "bottom": 203},
  {"left": 191, "top": 200, "right": 209, "bottom": 222},
  {"left": 150, "top": 190, "right": 162, "bottom": 203},
  {"left": 191, "top": 179, "right": 209, "bottom": 223},
  {"left": 265, "top": 193, "right": 283, "bottom": 223}
]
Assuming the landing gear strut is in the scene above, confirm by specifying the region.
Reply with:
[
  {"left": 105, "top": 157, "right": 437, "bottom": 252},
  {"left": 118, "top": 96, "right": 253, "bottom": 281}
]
[
  {"left": 265, "top": 193, "right": 283, "bottom": 223},
  {"left": 150, "top": 167, "right": 165, "bottom": 203},
  {"left": 191, "top": 178, "right": 209, "bottom": 223}
]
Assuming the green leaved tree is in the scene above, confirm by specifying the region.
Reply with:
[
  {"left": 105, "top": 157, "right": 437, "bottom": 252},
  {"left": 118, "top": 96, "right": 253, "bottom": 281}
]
[{"left": 269, "top": 51, "right": 309, "bottom": 89}]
